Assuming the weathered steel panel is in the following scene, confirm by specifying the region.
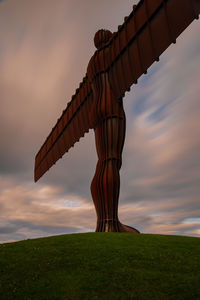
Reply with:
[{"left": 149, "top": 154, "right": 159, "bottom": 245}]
[
  {"left": 138, "top": 25, "right": 154, "bottom": 71},
  {"left": 167, "top": 0, "right": 196, "bottom": 38}
]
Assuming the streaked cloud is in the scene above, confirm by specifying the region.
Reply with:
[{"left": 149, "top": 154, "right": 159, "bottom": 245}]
[{"left": 0, "top": 0, "right": 199, "bottom": 242}]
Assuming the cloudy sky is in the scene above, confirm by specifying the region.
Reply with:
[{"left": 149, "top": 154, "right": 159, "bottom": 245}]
[{"left": 0, "top": 0, "right": 199, "bottom": 243}]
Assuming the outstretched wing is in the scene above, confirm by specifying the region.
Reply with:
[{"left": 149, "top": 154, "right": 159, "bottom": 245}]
[
  {"left": 34, "top": 76, "right": 93, "bottom": 182},
  {"left": 106, "top": 0, "right": 199, "bottom": 99}
]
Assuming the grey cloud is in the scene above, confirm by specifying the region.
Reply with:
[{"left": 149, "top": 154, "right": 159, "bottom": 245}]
[
  {"left": 0, "top": 220, "right": 83, "bottom": 244},
  {"left": 0, "top": 225, "right": 17, "bottom": 234},
  {"left": 10, "top": 219, "right": 81, "bottom": 234},
  {"left": 0, "top": 233, "right": 27, "bottom": 244}
]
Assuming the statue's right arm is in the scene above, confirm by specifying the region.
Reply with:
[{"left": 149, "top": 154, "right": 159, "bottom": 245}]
[{"left": 34, "top": 76, "right": 93, "bottom": 182}]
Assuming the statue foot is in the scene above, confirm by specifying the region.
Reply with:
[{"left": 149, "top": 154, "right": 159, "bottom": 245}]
[
  {"left": 119, "top": 222, "right": 140, "bottom": 233},
  {"left": 96, "top": 220, "right": 140, "bottom": 233}
]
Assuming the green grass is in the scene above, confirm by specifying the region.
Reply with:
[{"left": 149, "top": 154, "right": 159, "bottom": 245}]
[{"left": 0, "top": 233, "right": 199, "bottom": 300}]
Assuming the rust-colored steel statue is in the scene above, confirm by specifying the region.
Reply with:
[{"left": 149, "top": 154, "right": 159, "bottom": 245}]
[{"left": 34, "top": 0, "right": 199, "bottom": 232}]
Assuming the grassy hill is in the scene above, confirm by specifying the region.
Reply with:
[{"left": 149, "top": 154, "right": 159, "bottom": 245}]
[{"left": 0, "top": 233, "right": 199, "bottom": 300}]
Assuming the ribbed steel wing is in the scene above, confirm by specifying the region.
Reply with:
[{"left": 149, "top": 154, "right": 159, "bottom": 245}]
[{"left": 34, "top": 76, "right": 93, "bottom": 182}]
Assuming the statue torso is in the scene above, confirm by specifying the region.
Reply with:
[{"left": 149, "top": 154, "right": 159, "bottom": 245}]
[{"left": 87, "top": 47, "right": 125, "bottom": 128}]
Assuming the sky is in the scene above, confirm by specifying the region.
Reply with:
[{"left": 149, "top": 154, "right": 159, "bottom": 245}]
[{"left": 0, "top": 0, "right": 199, "bottom": 243}]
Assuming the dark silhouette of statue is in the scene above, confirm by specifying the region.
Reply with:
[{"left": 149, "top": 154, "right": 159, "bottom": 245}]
[
  {"left": 34, "top": 0, "right": 199, "bottom": 232},
  {"left": 87, "top": 29, "right": 139, "bottom": 232}
]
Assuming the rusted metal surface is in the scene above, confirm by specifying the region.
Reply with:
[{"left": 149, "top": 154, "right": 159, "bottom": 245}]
[
  {"left": 107, "top": 0, "right": 199, "bottom": 100},
  {"left": 34, "top": 78, "right": 93, "bottom": 181},
  {"left": 34, "top": 0, "right": 199, "bottom": 232}
]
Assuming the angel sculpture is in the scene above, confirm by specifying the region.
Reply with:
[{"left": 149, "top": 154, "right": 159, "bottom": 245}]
[{"left": 34, "top": 0, "right": 199, "bottom": 232}]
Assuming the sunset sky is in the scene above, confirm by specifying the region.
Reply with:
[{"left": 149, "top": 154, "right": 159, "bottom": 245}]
[{"left": 0, "top": 0, "right": 199, "bottom": 243}]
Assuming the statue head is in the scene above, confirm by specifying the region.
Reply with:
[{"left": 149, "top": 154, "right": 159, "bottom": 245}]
[{"left": 94, "top": 29, "right": 113, "bottom": 50}]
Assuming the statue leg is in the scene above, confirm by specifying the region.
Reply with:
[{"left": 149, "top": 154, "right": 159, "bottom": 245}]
[{"left": 91, "top": 116, "right": 139, "bottom": 233}]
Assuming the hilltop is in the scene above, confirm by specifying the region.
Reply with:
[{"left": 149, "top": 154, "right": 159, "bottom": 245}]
[{"left": 0, "top": 233, "right": 199, "bottom": 299}]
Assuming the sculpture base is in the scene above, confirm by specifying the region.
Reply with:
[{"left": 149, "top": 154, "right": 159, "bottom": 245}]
[
  {"left": 95, "top": 220, "right": 140, "bottom": 233},
  {"left": 119, "top": 223, "right": 140, "bottom": 233}
]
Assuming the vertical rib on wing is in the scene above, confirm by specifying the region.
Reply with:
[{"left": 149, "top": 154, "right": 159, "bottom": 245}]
[
  {"left": 107, "top": 0, "right": 199, "bottom": 99},
  {"left": 34, "top": 76, "right": 93, "bottom": 182}
]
